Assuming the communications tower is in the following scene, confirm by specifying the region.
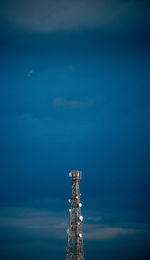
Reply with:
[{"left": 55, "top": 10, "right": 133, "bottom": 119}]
[{"left": 66, "top": 170, "right": 84, "bottom": 260}]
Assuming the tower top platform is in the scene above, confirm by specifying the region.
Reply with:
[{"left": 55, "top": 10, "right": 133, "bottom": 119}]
[{"left": 69, "top": 170, "right": 82, "bottom": 180}]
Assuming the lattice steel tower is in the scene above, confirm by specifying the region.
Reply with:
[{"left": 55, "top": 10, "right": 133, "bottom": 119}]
[{"left": 66, "top": 170, "right": 84, "bottom": 260}]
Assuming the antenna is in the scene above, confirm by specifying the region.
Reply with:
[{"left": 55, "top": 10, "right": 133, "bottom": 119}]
[{"left": 66, "top": 170, "right": 84, "bottom": 260}]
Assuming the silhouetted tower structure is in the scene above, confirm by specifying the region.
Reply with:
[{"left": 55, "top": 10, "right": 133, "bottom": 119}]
[{"left": 66, "top": 170, "right": 84, "bottom": 260}]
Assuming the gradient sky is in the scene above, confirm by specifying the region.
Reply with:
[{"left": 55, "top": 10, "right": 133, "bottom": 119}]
[{"left": 0, "top": 0, "right": 150, "bottom": 259}]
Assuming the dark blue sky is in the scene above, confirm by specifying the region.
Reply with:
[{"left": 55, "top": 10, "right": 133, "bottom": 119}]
[{"left": 0, "top": 0, "right": 150, "bottom": 259}]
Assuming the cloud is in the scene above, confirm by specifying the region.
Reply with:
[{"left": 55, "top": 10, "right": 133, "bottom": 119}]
[
  {"left": 86, "top": 216, "right": 102, "bottom": 222},
  {"left": 27, "top": 69, "right": 34, "bottom": 77},
  {"left": 0, "top": 207, "right": 67, "bottom": 239},
  {"left": 0, "top": 0, "right": 144, "bottom": 33},
  {"left": 53, "top": 97, "right": 91, "bottom": 109},
  {"left": 84, "top": 227, "right": 139, "bottom": 240},
  {"left": 0, "top": 206, "right": 141, "bottom": 242}
]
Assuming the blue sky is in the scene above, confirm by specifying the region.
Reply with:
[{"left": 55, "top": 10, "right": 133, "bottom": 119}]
[{"left": 0, "top": 0, "right": 150, "bottom": 259}]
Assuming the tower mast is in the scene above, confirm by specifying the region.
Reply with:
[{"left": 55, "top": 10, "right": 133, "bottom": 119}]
[{"left": 66, "top": 170, "right": 84, "bottom": 260}]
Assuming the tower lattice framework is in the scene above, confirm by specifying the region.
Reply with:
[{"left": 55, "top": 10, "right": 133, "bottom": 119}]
[{"left": 66, "top": 170, "right": 84, "bottom": 260}]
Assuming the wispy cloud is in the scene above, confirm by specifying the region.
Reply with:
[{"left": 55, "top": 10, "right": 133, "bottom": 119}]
[
  {"left": 0, "top": 207, "right": 67, "bottom": 239},
  {"left": 84, "top": 227, "right": 139, "bottom": 240},
  {"left": 0, "top": 0, "right": 145, "bottom": 33},
  {"left": 0, "top": 205, "right": 149, "bottom": 260},
  {"left": 86, "top": 216, "right": 102, "bottom": 222},
  {"left": 0, "top": 206, "right": 141, "bottom": 241},
  {"left": 27, "top": 69, "right": 34, "bottom": 77},
  {"left": 53, "top": 97, "right": 91, "bottom": 109}
]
